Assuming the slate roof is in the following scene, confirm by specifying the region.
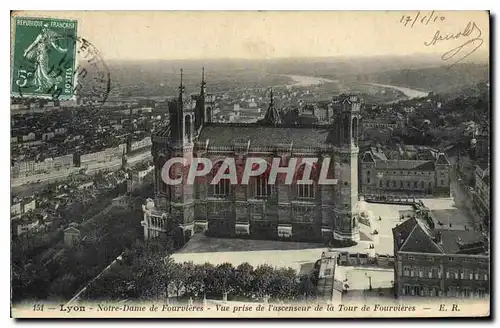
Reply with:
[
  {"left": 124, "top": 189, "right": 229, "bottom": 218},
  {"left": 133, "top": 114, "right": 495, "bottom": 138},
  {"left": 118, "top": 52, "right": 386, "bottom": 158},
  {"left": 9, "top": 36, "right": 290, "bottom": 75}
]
[
  {"left": 197, "top": 124, "right": 333, "bottom": 148},
  {"left": 393, "top": 217, "right": 487, "bottom": 255},
  {"left": 439, "top": 230, "right": 487, "bottom": 254},
  {"left": 375, "top": 160, "right": 435, "bottom": 171},
  {"left": 156, "top": 124, "right": 171, "bottom": 137},
  {"left": 399, "top": 224, "right": 443, "bottom": 254}
]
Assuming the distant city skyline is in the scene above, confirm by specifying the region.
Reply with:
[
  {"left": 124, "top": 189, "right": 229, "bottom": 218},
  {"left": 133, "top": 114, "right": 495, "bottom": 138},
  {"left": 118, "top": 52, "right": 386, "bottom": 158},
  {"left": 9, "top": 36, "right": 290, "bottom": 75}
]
[{"left": 13, "top": 11, "right": 489, "bottom": 62}]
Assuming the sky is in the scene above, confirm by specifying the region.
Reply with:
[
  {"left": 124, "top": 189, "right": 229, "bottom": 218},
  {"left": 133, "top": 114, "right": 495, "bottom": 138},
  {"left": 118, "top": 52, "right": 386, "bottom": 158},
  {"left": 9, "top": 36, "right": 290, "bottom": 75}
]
[{"left": 12, "top": 11, "right": 489, "bottom": 61}]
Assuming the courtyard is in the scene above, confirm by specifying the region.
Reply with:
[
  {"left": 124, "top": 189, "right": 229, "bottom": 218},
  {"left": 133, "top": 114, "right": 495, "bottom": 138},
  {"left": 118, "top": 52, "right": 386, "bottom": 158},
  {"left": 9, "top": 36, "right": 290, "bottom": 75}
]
[
  {"left": 171, "top": 196, "right": 474, "bottom": 274},
  {"left": 422, "top": 197, "right": 475, "bottom": 230},
  {"left": 172, "top": 234, "right": 327, "bottom": 274}
]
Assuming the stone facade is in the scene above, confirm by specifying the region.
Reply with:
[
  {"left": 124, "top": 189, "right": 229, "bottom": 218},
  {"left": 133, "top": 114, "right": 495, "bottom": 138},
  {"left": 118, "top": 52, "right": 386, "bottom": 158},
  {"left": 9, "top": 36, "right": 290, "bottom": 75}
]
[
  {"left": 393, "top": 217, "right": 489, "bottom": 299},
  {"left": 142, "top": 70, "right": 362, "bottom": 245},
  {"left": 360, "top": 148, "right": 451, "bottom": 197}
]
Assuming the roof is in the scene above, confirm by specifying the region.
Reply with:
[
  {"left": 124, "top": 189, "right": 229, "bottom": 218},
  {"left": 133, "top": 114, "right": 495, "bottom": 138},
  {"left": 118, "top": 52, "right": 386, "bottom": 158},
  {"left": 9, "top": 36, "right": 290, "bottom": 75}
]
[
  {"left": 478, "top": 162, "right": 489, "bottom": 171},
  {"left": 370, "top": 148, "right": 388, "bottom": 161},
  {"left": 435, "top": 153, "right": 450, "bottom": 165},
  {"left": 439, "top": 230, "right": 487, "bottom": 254},
  {"left": 375, "top": 160, "right": 435, "bottom": 171},
  {"left": 156, "top": 124, "right": 171, "bottom": 137},
  {"left": 362, "top": 151, "right": 376, "bottom": 163},
  {"left": 393, "top": 217, "right": 487, "bottom": 255},
  {"left": 64, "top": 226, "right": 81, "bottom": 234},
  {"left": 393, "top": 217, "right": 442, "bottom": 254},
  {"left": 197, "top": 124, "right": 333, "bottom": 148}
]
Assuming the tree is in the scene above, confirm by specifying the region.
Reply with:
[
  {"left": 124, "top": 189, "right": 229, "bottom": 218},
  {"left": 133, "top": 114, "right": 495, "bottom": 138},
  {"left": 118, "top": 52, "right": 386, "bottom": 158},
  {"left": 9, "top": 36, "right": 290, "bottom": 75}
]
[
  {"left": 47, "top": 273, "right": 77, "bottom": 301},
  {"left": 295, "top": 274, "right": 318, "bottom": 300},
  {"left": 252, "top": 264, "right": 274, "bottom": 300},
  {"left": 199, "top": 262, "right": 216, "bottom": 297},
  {"left": 182, "top": 262, "right": 205, "bottom": 298},
  {"left": 267, "top": 267, "right": 297, "bottom": 301},
  {"left": 234, "top": 262, "right": 255, "bottom": 299},
  {"left": 212, "top": 263, "right": 235, "bottom": 297},
  {"left": 168, "top": 262, "right": 187, "bottom": 298},
  {"left": 84, "top": 265, "right": 134, "bottom": 301},
  {"left": 114, "top": 234, "right": 176, "bottom": 300}
]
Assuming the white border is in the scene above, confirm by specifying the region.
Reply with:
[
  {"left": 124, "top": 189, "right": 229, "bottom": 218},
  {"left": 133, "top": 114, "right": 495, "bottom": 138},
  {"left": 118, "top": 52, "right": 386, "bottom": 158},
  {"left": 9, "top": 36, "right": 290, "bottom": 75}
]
[{"left": 2, "top": 1, "right": 497, "bottom": 327}]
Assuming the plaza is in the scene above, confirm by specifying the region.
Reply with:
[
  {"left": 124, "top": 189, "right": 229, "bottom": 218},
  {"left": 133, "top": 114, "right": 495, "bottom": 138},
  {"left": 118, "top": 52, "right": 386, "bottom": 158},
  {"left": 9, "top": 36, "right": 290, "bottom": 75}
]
[
  {"left": 172, "top": 194, "right": 475, "bottom": 275},
  {"left": 172, "top": 234, "right": 327, "bottom": 274}
]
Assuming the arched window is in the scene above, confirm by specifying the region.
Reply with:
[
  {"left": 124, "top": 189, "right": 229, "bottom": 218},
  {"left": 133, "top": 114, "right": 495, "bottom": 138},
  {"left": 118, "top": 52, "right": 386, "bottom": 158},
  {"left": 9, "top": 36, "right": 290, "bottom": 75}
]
[
  {"left": 254, "top": 176, "right": 272, "bottom": 198},
  {"left": 343, "top": 116, "right": 350, "bottom": 140},
  {"left": 352, "top": 117, "right": 358, "bottom": 144},
  {"left": 211, "top": 161, "right": 231, "bottom": 197},
  {"left": 297, "top": 184, "right": 315, "bottom": 199},
  {"left": 352, "top": 217, "right": 357, "bottom": 229},
  {"left": 184, "top": 114, "right": 192, "bottom": 142},
  {"left": 214, "top": 179, "right": 230, "bottom": 197},
  {"left": 157, "top": 155, "right": 168, "bottom": 193},
  {"left": 206, "top": 107, "right": 212, "bottom": 121}
]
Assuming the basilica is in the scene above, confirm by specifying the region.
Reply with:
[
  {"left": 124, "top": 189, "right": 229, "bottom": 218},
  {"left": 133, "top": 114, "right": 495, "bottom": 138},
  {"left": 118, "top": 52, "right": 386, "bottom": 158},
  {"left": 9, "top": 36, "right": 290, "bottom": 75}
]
[{"left": 142, "top": 69, "right": 362, "bottom": 245}]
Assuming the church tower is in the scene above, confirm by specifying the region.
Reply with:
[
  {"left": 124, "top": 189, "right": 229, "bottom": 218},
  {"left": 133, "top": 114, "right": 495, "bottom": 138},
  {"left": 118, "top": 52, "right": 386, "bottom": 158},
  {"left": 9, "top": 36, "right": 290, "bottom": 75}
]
[
  {"left": 157, "top": 69, "right": 196, "bottom": 241},
  {"left": 195, "top": 67, "right": 206, "bottom": 131},
  {"left": 331, "top": 94, "right": 361, "bottom": 243},
  {"left": 259, "top": 89, "right": 282, "bottom": 126}
]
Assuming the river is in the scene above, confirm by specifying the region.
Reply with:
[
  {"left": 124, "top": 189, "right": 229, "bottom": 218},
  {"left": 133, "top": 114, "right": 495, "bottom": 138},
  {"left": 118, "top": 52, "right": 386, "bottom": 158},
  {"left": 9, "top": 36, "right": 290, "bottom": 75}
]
[{"left": 283, "top": 74, "right": 429, "bottom": 100}]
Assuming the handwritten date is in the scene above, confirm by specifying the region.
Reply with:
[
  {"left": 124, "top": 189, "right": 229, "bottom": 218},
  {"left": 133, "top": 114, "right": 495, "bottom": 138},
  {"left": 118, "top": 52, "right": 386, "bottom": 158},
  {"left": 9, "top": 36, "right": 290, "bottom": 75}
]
[{"left": 400, "top": 11, "right": 445, "bottom": 28}]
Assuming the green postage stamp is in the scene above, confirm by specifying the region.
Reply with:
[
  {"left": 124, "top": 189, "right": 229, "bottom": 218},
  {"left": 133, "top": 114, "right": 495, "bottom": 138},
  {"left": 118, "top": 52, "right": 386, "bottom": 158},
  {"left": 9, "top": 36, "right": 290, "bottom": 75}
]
[{"left": 11, "top": 16, "right": 78, "bottom": 100}]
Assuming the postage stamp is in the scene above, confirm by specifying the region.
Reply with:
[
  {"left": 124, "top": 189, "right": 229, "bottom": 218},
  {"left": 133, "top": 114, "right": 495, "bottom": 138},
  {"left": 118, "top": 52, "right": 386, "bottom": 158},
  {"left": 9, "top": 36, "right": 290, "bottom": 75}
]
[{"left": 11, "top": 17, "right": 78, "bottom": 100}]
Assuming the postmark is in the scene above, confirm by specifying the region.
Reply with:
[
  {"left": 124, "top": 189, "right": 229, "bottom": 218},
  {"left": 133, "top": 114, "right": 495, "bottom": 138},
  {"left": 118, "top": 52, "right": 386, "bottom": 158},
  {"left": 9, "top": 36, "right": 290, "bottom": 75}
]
[
  {"left": 11, "top": 16, "right": 111, "bottom": 105},
  {"left": 71, "top": 36, "right": 111, "bottom": 105}
]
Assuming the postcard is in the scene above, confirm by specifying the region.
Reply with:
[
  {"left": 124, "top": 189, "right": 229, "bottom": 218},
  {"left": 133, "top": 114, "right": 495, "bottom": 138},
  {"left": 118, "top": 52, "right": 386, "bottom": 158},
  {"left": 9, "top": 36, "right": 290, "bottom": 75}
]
[{"left": 10, "top": 10, "right": 490, "bottom": 318}]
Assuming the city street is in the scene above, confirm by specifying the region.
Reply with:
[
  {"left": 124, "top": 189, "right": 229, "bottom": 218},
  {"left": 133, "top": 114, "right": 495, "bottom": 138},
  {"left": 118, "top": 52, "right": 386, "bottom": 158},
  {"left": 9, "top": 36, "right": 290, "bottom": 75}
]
[
  {"left": 336, "top": 266, "right": 395, "bottom": 302},
  {"left": 12, "top": 151, "right": 152, "bottom": 196},
  {"left": 424, "top": 156, "right": 482, "bottom": 231}
]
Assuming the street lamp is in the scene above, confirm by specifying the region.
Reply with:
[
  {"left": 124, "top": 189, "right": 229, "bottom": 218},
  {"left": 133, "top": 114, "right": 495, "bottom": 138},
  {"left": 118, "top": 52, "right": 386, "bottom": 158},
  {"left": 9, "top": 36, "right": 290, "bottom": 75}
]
[{"left": 365, "top": 272, "right": 372, "bottom": 291}]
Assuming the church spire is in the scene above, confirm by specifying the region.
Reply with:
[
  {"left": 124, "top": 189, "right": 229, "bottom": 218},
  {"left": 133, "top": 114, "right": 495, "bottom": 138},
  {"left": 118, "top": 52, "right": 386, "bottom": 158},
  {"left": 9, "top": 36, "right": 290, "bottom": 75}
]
[
  {"left": 178, "top": 68, "right": 185, "bottom": 103},
  {"left": 264, "top": 88, "right": 281, "bottom": 126},
  {"left": 200, "top": 67, "right": 206, "bottom": 96}
]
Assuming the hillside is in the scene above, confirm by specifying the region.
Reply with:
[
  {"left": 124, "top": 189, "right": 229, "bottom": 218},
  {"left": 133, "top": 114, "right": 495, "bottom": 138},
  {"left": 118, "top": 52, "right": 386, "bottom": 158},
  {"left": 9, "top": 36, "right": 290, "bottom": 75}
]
[{"left": 352, "top": 63, "right": 489, "bottom": 94}]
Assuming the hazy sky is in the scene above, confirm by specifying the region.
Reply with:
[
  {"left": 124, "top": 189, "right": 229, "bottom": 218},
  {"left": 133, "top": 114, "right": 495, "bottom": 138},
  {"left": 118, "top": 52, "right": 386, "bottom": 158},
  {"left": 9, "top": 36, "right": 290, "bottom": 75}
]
[{"left": 13, "top": 11, "right": 489, "bottom": 61}]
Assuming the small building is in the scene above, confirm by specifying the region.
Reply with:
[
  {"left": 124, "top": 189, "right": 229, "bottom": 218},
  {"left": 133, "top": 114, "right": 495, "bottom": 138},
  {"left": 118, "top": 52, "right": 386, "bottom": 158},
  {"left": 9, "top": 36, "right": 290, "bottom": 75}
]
[
  {"left": 15, "top": 215, "right": 40, "bottom": 236},
  {"left": 64, "top": 223, "right": 81, "bottom": 247},
  {"left": 316, "top": 250, "right": 343, "bottom": 303},
  {"left": 112, "top": 196, "right": 130, "bottom": 209}
]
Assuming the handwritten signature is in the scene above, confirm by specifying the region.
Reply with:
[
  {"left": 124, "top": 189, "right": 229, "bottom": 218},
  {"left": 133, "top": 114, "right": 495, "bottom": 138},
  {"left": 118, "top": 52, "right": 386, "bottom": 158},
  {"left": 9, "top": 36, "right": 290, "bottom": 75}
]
[{"left": 424, "top": 21, "right": 484, "bottom": 67}]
